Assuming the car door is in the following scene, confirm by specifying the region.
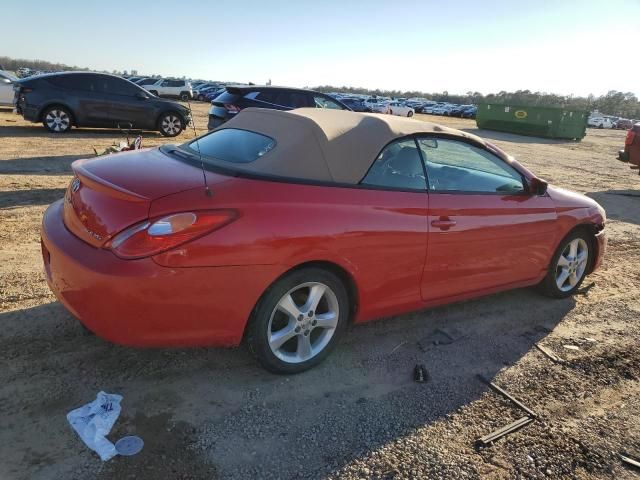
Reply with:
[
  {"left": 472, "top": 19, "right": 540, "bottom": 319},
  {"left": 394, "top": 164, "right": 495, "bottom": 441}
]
[
  {"left": 356, "top": 137, "right": 430, "bottom": 315},
  {"left": 50, "top": 74, "right": 112, "bottom": 126},
  {"left": 101, "top": 76, "right": 152, "bottom": 129},
  {"left": 417, "top": 136, "right": 557, "bottom": 301}
]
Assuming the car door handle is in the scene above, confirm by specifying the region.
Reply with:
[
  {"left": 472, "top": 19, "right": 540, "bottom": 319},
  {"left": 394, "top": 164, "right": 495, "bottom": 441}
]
[{"left": 431, "top": 218, "right": 457, "bottom": 230}]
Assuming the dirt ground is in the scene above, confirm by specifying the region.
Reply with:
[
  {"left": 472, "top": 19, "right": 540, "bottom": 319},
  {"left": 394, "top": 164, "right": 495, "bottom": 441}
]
[{"left": 1, "top": 103, "right": 639, "bottom": 480}]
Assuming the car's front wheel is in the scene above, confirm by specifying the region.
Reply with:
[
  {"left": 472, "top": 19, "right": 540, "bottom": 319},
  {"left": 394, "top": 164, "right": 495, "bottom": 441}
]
[
  {"left": 158, "top": 112, "right": 184, "bottom": 137},
  {"left": 42, "top": 106, "right": 72, "bottom": 133},
  {"left": 407, "top": 110, "right": 414, "bottom": 117},
  {"left": 246, "top": 268, "right": 349, "bottom": 374},
  {"left": 539, "top": 230, "right": 591, "bottom": 298}
]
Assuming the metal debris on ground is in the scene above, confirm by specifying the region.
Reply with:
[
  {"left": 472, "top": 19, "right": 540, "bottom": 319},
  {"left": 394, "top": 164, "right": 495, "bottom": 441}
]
[
  {"left": 417, "top": 327, "right": 462, "bottom": 350},
  {"left": 414, "top": 364, "right": 429, "bottom": 383},
  {"left": 476, "top": 416, "right": 535, "bottom": 447},
  {"left": 619, "top": 452, "right": 640, "bottom": 469},
  {"left": 562, "top": 344, "right": 580, "bottom": 351},
  {"left": 390, "top": 341, "right": 407, "bottom": 354},
  {"left": 475, "top": 375, "right": 537, "bottom": 447},
  {"left": 535, "top": 343, "right": 565, "bottom": 363},
  {"left": 477, "top": 375, "right": 538, "bottom": 418},
  {"left": 576, "top": 281, "right": 596, "bottom": 295}
]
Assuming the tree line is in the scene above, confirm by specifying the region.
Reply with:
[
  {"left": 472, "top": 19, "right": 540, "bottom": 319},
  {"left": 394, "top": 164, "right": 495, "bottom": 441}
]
[
  {"left": 0, "top": 56, "right": 90, "bottom": 74},
  {"left": 314, "top": 86, "right": 640, "bottom": 119}
]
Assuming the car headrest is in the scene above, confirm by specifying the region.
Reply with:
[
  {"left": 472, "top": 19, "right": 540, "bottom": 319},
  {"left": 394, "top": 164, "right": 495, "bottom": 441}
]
[{"left": 389, "top": 147, "right": 423, "bottom": 176}]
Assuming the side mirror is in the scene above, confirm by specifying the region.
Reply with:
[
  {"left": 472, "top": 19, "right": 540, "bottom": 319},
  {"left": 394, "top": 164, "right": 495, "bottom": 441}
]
[
  {"left": 135, "top": 91, "right": 148, "bottom": 100},
  {"left": 528, "top": 177, "right": 548, "bottom": 196}
]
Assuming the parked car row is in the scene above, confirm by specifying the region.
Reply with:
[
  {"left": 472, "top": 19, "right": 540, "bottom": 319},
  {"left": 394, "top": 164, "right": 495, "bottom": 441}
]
[{"left": 587, "top": 115, "right": 638, "bottom": 129}]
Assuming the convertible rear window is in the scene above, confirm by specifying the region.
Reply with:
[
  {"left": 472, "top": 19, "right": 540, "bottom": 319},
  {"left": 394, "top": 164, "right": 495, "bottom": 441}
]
[{"left": 187, "top": 128, "right": 275, "bottom": 163}]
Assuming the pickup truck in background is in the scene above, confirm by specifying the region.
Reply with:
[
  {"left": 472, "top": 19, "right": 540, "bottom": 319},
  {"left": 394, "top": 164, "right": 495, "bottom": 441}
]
[{"left": 618, "top": 123, "right": 640, "bottom": 174}]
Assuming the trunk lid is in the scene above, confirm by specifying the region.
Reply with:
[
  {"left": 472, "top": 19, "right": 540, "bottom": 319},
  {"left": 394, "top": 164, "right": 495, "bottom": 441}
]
[{"left": 63, "top": 147, "right": 225, "bottom": 247}]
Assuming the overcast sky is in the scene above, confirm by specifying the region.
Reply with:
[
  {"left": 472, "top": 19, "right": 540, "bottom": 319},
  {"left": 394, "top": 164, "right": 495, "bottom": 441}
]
[{"left": 4, "top": 0, "right": 640, "bottom": 97}]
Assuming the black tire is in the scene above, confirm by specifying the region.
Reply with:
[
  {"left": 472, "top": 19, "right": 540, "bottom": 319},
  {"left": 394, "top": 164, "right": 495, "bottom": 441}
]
[
  {"left": 180, "top": 91, "right": 190, "bottom": 101},
  {"left": 157, "top": 112, "right": 184, "bottom": 137},
  {"left": 149, "top": 90, "right": 159, "bottom": 97},
  {"left": 538, "top": 229, "right": 592, "bottom": 298},
  {"left": 42, "top": 106, "right": 73, "bottom": 133},
  {"left": 407, "top": 111, "right": 414, "bottom": 117},
  {"left": 246, "top": 267, "right": 350, "bottom": 374}
]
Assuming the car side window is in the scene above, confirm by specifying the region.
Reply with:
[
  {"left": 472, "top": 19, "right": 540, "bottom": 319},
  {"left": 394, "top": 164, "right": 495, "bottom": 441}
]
[
  {"left": 289, "top": 92, "right": 310, "bottom": 108},
  {"left": 256, "top": 91, "right": 278, "bottom": 104},
  {"left": 417, "top": 138, "right": 525, "bottom": 194},
  {"left": 361, "top": 139, "right": 426, "bottom": 191},
  {"left": 313, "top": 95, "right": 344, "bottom": 110},
  {"left": 102, "top": 77, "right": 140, "bottom": 96}
]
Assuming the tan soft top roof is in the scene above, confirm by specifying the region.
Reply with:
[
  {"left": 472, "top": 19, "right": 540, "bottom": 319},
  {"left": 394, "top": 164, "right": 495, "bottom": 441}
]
[{"left": 215, "top": 107, "right": 487, "bottom": 184}]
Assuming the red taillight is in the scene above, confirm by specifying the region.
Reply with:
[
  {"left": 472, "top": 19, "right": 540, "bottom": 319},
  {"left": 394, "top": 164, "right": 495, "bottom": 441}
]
[
  {"left": 106, "top": 210, "right": 237, "bottom": 259},
  {"left": 625, "top": 130, "right": 636, "bottom": 146},
  {"left": 224, "top": 103, "right": 241, "bottom": 113}
]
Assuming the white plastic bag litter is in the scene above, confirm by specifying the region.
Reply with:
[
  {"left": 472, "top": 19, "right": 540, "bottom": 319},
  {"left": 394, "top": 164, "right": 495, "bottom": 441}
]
[{"left": 67, "top": 391, "right": 123, "bottom": 461}]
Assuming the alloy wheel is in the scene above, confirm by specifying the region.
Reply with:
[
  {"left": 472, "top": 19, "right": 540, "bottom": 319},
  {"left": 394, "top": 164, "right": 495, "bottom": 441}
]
[
  {"left": 45, "top": 109, "right": 70, "bottom": 132},
  {"left": 555, "top": 238, "right": 588, "bottom": 292},
  {"left": 161, "top": 115, "right": 181, "bottom": 136},
  {"left": 267, "top": 282, "right": 339, "bottom": 363}
]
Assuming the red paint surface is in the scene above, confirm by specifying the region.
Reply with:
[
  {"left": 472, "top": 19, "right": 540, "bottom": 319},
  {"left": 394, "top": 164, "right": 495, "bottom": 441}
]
[{"left": 41, "top": 147, "right": 607, "bottom": 347}]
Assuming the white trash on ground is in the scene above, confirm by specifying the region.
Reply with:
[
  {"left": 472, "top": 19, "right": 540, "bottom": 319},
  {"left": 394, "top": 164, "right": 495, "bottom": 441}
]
[{"left": 67, "top": 391, "right": 123, "bottom": 461}]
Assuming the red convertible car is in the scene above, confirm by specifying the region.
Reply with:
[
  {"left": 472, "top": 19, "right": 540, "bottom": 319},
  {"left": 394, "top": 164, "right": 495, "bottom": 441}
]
[{"left": 41, "top": 108, "right": 607, "bottom": 373}]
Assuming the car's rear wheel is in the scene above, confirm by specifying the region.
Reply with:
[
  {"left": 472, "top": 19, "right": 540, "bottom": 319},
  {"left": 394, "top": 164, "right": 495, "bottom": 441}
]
[
  {"left": 158, "top": 112, "right": 184, "bottom": 137},
  {"left": 180, "top": 92, "right": 190, "bottom": 101},
  {"left": 246, "top": 267, "right": 349, "bottom": 374},
  {"left": 407, "top": 111, "right": 414, "bottom": 117},
  {"left": 539, "top": 230, "right": 591, "bottom": 298},
  {"left": 42, "top": 106, "right": 72, "bottom": 133}
]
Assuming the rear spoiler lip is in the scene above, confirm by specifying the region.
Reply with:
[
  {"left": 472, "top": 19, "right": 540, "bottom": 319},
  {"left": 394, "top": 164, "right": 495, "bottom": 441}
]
[{"left": 72, "top": 159, "right": 149, "bottom": 202}]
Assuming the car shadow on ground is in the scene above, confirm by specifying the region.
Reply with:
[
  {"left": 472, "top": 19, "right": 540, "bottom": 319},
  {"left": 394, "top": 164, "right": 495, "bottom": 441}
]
[
  {"left": 0, "top": 188, "right": 66, "bottom": 209},
  {"left": 0, "top": 125, "right": 165, "bottom": 139},
  {"left": 0, "top": 287, "right": 576, "bottom": 479},
  {"left": 587, "top": 190, "right": 640, "bottom": 226},
  {"left": 0, "top": 154, "right": 86, "bottom": 175},
  {"left": 459, "top": 128, "right": 580, "bottom": 145}
]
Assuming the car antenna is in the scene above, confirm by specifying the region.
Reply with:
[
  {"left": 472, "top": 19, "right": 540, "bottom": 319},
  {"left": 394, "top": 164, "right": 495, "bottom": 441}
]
[{"left": 186, "top": 97, "right": 212, "bottom": 197}]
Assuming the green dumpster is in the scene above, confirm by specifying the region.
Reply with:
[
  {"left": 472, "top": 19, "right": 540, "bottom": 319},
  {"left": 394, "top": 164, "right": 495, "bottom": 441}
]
[{"left": 476, "top": 103, "right": 588, "bottom": 140}]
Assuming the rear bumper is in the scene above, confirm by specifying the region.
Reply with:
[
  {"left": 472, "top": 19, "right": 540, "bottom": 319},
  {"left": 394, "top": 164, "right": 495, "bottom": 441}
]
[{"left": 41, "top": 200, "right": 280, "bottom": 347}]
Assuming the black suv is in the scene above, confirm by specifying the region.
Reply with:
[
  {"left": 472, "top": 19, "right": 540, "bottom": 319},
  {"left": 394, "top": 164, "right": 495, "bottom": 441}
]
[
  {"left": 14, "top": 72, "right": 191, "bottom": 136},
  {"left": 207, "top": 86, "right": 350, "bottom": 129}
]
